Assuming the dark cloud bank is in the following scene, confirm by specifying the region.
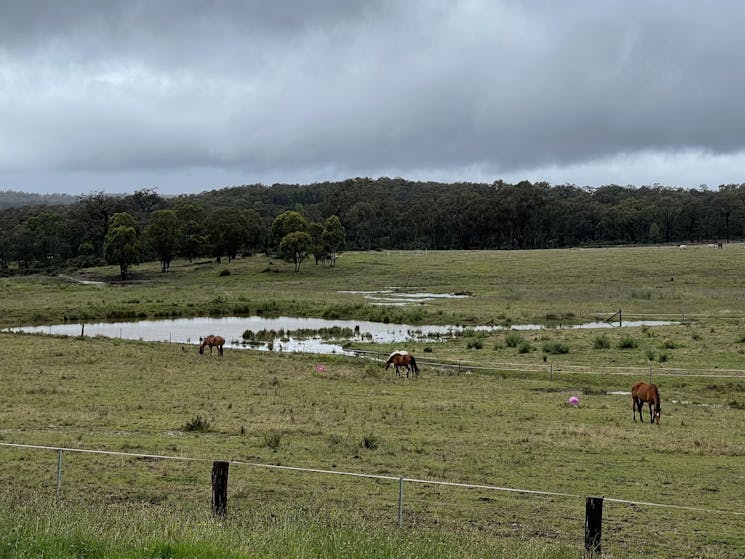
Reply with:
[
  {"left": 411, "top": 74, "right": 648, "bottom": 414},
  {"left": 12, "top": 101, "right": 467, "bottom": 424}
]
[{"left": 2, "top": 1, "right": 745, "bottom": 195}]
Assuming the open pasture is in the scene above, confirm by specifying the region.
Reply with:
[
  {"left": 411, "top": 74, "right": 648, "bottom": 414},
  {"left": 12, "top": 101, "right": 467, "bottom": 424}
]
[
  {"left": 1, "top": 331, "right": 745, "bottom": 558},
  {"left": 2, "top": 245, "right": 745, "bottom": 557},
  {"left": 3, "top": 243, "right": 745, "bottom": 329}
]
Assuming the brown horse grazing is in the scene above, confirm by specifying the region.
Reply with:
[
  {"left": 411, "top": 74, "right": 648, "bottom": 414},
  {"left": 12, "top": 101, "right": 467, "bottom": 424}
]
[
  {"left": 385, "top": 351, "right": 419, "bottom": 377},
  {"left": 199, "top": 335, "right": 225, "bottom": 356},
  {"left": 632, "top": 381, "right": 661, "bottom": 425}
]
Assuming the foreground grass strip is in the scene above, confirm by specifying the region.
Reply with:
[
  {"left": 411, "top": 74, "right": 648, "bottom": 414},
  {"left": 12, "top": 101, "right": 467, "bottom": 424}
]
[{"left": 0, "top": 493, "right": 577, "bottom": 559}]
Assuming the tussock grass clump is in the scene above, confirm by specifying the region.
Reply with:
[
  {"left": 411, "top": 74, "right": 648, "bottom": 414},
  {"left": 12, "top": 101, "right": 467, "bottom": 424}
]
[
  {"left": 505, "top": 331, "right": 524, "bottom": 348},
  {"left": 182, "top": 416, "right": 210, "bottom": 432},
  {"left": 262, "top": 430, "right": 282, "bottom": 451},
  {"left": 362, "top": 363, "right": 385, "bottom": 379},
  {"left": 542, "top": 341, "right": 569, "bottom": 354},
  {"left": 362, "top": 432, "right": 379, "bottom": 450},
  {"left": 466, "top": 338, "right": 483, "bottom": 349},
  {"left": 593, "top": 334, "right": 611, "bottom": 349},
  {"left": 617, "top": 336, "right": 639, "bottom": 349}
]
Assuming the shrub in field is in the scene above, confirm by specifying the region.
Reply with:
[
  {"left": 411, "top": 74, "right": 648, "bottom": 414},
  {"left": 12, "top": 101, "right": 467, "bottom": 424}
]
[
  {"left": 182, "top": 416, "right": 210, "bottom": 432},
  {"left": 517, "top": 341, "right": 533, "bottom": 354},
  {"left": 219, "top": 269, "right": 230, "bottom": 277},
  {"left": 362, "top": 433, "right": 379, "bottom": 450},
  {"left": 466, "top": 339, "right": 483, "bottom": 350},
  {"left": 542, "top": 341, "right": 569, "bottom": 354},
  {"left": 617, "top": 336, "right": 638, "bottom": 349},
  {"left": 593, "top": 334, "right": 611, "bottom": 349},
  {"left": 505, "top": 331, "right": 523, "bottom": 348},
  {"left": 263, "top": 430, "right": 282, "bottom": 451},
  {"left": 362, "top": 363, "right": 384, "bottom": 379}
]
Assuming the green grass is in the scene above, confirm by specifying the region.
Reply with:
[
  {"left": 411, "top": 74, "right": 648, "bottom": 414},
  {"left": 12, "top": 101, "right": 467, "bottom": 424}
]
[
  {"left": 3, "top": 244, "right": 745, "bottom": 329},
  {"left": 1, "top": 333, "right": 744, "bottom": 557},
  {"left": 3, "top": 246, "right": 745, "bottom": 557},
  {"left": 0, "top": 491, "right": 577, "bottom": 559}
]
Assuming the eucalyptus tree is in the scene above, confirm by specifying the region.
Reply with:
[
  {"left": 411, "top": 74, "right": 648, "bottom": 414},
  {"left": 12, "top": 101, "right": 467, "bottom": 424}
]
[
  {"left": 321, "top": 214, "right": 346, "bottom": 266},
  {"left": 174, "top": 202, "right": 206, "bottom": 261},
  {"left": 144, "top": 209, "right": 181, "bottom": 272},
  {"left": 204, "top": 207, "right": 247, "bottom": 263},
  {"left": 104, "top": 212, "right": 141, "bottom": 280},
  {"left": 279, "top": 230, "right": 312, "bottom": 271},
  {"left": 24, "top": 210, "right": 65, "bottom": 264},
  {"left": 241, "top": 208, "right": 266, "bottom": 255},
  {"left": 10, "top": 223, "right": 34, "bottom": 269},
  {"left": 307, "top": 221, "right": 326, "bottom": 264},
  {"left": 271, "top": 210, "right": 307, "bottom": 242},
  {"left": 73, "top": 191, "right": 125, "bottom": 258}
]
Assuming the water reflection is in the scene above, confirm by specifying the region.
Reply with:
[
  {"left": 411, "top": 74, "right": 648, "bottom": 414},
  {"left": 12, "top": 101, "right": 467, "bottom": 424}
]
[{"left": 6, "top": 316, "right": 677, "bottom": 356}]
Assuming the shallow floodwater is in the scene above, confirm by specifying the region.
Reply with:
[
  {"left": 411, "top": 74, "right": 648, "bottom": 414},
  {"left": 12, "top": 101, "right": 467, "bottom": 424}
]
[{"left": 6, "top": 316, "right": 677, "bottom": 356}]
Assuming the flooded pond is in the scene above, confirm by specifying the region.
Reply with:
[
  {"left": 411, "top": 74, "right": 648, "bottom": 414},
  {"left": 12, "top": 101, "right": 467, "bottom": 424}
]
[
  {"left": 6, "top": 316, "right": 677, "bottom": 356},
  {"left": 338, "top": 289, "right": 471, "bottom": 306}
]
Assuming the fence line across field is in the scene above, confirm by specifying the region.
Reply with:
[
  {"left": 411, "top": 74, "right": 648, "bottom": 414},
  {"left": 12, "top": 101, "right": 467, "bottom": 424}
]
[
  {"left": 2, "top": 441, "right": 743, "bottom": 519},
  {"left": 4, "top": 441, "right": 743, "bottom": 555},
  {"left": 354, "top": 349, "right": 745, "bottom": 379}
]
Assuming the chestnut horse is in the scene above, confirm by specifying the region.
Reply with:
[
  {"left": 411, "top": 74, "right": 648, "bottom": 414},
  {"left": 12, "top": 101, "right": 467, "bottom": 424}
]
[
  {"left": 199, "top": 335, "right": 225, "bottom": 356},
  {"left": 632, "top": 381, "right": 661, "bottom": 425},
  {"left": 385, "top": 351, "right": 419, "bottom": 377}
]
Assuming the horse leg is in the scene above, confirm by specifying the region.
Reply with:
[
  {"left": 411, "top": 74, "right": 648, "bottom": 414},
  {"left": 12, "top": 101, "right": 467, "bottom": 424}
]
[
  {"left": 648, "top": 402, "right": 654, "bottom": 424},
  {"left": 634, "top": 398, "right": 644, "bottom": 423},
  {"left": 632, "top": 397, "right": 638, "bottom": 422}
]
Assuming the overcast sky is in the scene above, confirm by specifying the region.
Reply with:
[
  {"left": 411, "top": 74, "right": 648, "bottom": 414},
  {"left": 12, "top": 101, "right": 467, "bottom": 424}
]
[{"left": 2, "top": 1, "right": 745, "bottom": 196}]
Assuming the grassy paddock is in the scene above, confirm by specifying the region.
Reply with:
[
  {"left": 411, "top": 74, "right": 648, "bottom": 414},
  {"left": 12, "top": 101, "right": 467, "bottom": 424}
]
[
  {"left": 0, "top": 489, "right": 578, "bottom": 559},
  {"left": 1, "top": 332, "right": 744, "bottom": 558},
  {"left": 3, "top": 244, "right": 745, "bottom": 328},
  {"left": 2, "top": 247, "right": 745, "bottom": 557}
]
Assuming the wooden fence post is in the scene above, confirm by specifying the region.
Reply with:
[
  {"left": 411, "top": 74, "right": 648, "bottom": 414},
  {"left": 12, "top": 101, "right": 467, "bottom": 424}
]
[
  {"left": 56, "top": 449, "right": 63, "bottom": 503},
  {"left": 398, "top": 477, "right": 404, "bottom": 528},
  {"left": 211, "top": 461, "right": 230, "bottom": 516},
  {"left": 584, "top": 496, "right": 603, "bottom": 556}
]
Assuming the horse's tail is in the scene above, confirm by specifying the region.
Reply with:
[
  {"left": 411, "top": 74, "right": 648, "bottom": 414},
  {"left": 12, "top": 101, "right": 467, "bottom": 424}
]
[{"left": 410, "top": 355, "right": 419, "bottom": 374}]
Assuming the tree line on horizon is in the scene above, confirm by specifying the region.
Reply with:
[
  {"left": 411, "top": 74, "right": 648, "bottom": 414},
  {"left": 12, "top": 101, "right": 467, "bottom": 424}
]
[{"left": 1, "top": 178, "right": 745, "bottom": 275}]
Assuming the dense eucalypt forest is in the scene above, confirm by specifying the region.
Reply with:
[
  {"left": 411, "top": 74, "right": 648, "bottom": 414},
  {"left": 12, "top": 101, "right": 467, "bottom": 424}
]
[{"left": 2, "top": 178, "right": 745, "bottom": 275}]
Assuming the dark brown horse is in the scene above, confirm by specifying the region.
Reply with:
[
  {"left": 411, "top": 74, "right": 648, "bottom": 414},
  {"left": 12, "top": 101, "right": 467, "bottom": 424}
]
[
  {"left": 385, "top": 351, "right": 419, "bottom": 377},
  {"left": 632, "top": 381, "right": 661, "bottom": 425},
  {"left": 199, "top": 335, "right": 225, "bottom": 356}
]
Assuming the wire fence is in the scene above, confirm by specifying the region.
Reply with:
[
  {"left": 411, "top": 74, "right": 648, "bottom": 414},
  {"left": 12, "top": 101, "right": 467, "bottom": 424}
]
[
  {"left": 1, "top": 442, "right": 743, "bottom": 556},
  {"left": 351, "top": 349, "right": 745, "bottom": 380}
]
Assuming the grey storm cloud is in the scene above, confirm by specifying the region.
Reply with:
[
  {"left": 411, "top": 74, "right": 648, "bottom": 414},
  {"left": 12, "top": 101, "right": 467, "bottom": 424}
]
[{"left": 2, "top": 0, "right": 745, "bottom": 194}]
